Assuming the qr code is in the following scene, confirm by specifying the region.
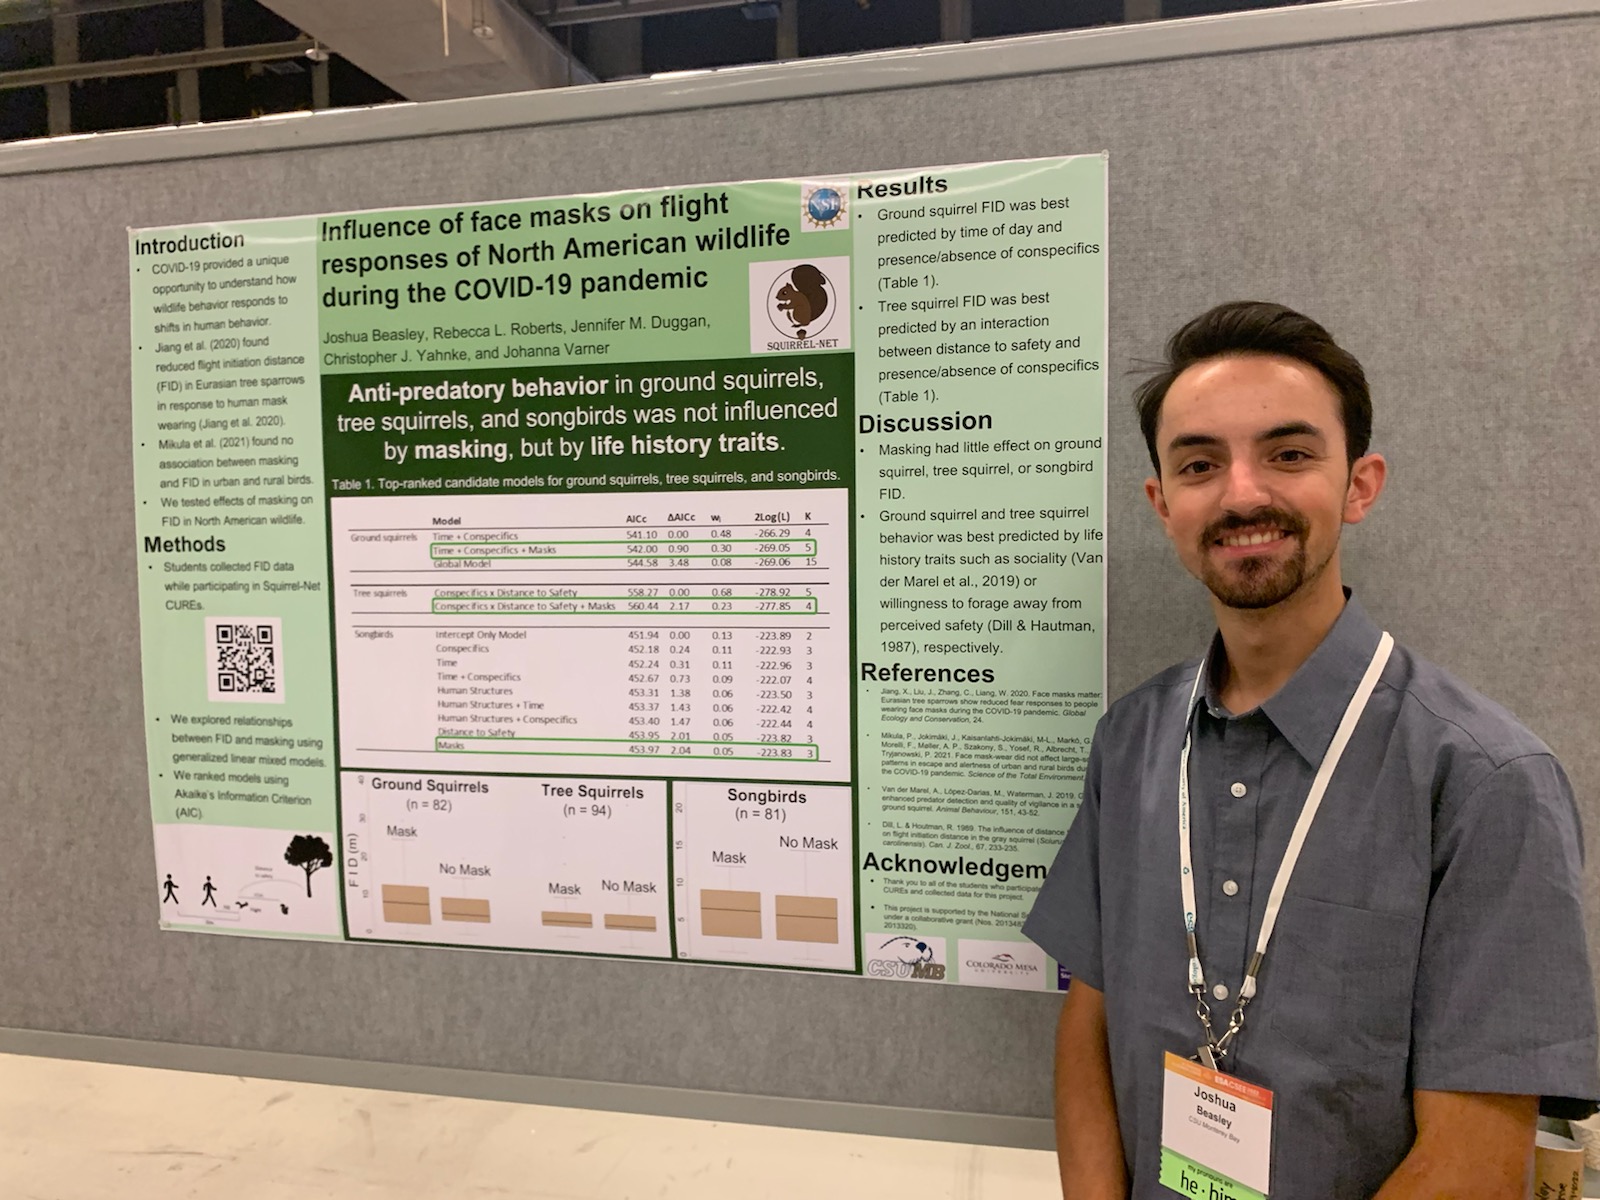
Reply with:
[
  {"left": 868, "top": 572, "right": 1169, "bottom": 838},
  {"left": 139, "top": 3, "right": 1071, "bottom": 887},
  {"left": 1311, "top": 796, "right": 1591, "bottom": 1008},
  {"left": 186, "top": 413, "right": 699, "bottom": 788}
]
[{"left": 205, "top": 617, "right": 285, "bottom": 704}]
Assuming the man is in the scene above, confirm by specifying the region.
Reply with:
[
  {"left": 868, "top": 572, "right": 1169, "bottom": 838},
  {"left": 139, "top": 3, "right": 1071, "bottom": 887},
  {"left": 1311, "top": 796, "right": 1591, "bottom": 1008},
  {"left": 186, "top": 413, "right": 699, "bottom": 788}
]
[{"left": 1023, "top": 301, "right": 1598, "bottom": 1199}]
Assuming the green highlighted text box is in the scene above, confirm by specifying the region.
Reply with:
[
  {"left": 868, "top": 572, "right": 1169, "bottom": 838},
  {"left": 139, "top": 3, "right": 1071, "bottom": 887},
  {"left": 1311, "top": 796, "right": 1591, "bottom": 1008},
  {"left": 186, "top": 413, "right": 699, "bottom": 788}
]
[
  {"left": 1158, "top": 1148, "right": 1266, "bottom": 1200},
  {"left": 434, "top": 735, "right": 821, "bottom": 763},
  {"left": 430, "top": 595, "right": 818, "bottom": 615},
  {"left": 429, "top": 537, "right": 818, "bottom": 559}
]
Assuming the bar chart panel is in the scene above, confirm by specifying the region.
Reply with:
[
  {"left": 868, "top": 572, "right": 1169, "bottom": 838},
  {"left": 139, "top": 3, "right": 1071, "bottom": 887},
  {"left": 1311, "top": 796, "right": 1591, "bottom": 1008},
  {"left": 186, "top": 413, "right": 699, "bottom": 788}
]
[
  {"left": 674, "top": 781, "right": 855, "bottom": 970},
  {"left": 343, "top": 771, "right": 670, "bottom": 958}
]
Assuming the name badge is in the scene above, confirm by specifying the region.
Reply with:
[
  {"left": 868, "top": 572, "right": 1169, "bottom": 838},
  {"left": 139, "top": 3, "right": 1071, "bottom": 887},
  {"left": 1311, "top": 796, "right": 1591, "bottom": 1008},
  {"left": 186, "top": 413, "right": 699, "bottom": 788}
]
[{"left": 1159, "top": 1052, "right": 1273, "bottom": 1200}]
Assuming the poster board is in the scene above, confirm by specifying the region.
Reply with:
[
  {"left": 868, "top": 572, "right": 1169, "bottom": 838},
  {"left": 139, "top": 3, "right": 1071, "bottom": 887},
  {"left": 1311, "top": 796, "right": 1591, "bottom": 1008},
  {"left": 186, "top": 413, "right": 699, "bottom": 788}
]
[{"left": 130, "top": 154, "right": 1108, "bottom": 989}]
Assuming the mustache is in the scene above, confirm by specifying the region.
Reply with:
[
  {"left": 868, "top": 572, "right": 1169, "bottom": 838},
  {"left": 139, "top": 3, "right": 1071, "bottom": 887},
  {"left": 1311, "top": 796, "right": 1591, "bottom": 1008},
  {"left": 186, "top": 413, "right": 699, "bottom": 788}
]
[{"left": 1201, "top": 508, "right": 1308, "bottom": 543}]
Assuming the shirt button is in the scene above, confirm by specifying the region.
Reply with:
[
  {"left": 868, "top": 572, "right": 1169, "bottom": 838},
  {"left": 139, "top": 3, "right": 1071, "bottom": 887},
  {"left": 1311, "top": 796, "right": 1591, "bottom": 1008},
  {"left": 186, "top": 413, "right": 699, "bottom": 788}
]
[
  {"left": 1212, "top": 983, "right": 1230, "bottom": 1001},
  {"left": 1222, "top": 880, "right": 1239, "bottom": 897},
  {"left": 1230, "top": 782, "right": 1247, "bottom": 798}
]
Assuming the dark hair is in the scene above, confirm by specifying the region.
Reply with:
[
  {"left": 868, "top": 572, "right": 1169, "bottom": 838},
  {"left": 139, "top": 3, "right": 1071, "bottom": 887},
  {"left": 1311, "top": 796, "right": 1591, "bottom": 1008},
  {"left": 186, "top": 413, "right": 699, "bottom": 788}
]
[{"left": 1133, "top": 301, "right": 1372, "bottom": 475}]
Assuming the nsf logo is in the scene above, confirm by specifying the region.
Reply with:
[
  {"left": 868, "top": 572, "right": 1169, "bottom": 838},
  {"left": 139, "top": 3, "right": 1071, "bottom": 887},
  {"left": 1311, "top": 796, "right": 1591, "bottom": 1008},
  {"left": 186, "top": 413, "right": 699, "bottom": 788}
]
[{"left": 801, "top": 181, "right": 849, "bottom": 231}]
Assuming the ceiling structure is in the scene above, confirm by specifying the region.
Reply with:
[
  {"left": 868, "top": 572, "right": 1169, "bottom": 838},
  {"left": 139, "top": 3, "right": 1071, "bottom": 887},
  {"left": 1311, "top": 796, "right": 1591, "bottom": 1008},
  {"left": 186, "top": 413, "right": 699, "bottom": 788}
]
[
  {"left": 253, "top": 0, "right": 595, "bottom": 99},
  {"left": 0, "top": 0, "right": 1318, "bottom": 143}
]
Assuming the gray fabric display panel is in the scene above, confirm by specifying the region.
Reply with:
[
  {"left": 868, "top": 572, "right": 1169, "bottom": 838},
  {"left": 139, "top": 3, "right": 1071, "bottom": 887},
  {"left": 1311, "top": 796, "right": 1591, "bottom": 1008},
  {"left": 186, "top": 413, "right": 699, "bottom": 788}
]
[{"left": 2, "top": 6, "right": 1597, "bottom": 1125}]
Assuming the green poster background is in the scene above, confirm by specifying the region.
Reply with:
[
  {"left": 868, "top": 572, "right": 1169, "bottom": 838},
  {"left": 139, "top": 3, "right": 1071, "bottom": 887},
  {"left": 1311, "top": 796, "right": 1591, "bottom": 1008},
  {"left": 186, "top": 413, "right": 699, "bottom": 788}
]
[
  {"left": 851, "top": 156, "right": 1106, "bottom": 988},
  {"left": 131, "top": 219, "right": 340, "bottom": 938},
  {"left": 129, "top": 155, "right": 1106, "bottom": 985}
]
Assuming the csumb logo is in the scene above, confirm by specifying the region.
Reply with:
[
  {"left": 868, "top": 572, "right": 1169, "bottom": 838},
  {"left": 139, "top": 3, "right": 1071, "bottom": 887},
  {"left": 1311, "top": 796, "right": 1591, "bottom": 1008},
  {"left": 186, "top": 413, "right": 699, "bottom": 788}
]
[
  {"left": 800, "top": 181, "right": 849, "bottom": 231},
  {"left": 866, "top": 934, "right": 947, "bottom": 981}
]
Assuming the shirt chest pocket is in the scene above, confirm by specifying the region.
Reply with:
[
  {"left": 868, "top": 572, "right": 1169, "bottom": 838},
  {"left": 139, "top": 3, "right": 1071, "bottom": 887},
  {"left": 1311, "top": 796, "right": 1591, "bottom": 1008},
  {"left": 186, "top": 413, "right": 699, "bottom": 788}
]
[{"left": 1264, "top": 894, "right": 1421, "bottom": 1070}]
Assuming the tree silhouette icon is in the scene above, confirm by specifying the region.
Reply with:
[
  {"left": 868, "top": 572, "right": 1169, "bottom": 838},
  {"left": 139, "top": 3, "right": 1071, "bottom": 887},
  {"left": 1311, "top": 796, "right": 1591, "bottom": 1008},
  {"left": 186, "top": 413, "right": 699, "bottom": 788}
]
[{"left": 284, "top": 835, "right": 334, "bottom": 897}]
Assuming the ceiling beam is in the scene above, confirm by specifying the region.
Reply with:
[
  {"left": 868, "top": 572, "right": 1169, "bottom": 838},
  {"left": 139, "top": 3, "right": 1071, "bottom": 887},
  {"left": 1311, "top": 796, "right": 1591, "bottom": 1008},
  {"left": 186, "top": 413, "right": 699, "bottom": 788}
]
[
  {"left": 0, "top": 38, "right": 315, "bottom": 91},
  {"left": 258, "top": 0, "right": 595, "bottom": 100},
  {"left": 528, "top": 0, "right": 751, "bottom": 28}
]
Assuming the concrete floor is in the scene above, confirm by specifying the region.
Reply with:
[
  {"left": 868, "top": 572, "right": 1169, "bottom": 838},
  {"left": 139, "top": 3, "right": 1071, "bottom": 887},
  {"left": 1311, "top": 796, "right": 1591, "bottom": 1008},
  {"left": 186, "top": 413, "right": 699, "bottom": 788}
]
[{"left": 0, "top": 1052, "right": 1061, "bottom": 1199}]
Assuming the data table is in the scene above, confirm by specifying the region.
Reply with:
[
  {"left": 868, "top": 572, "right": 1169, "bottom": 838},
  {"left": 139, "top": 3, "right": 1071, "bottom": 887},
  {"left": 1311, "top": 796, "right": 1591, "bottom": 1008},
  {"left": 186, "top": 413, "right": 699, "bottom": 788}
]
[{"left": 329, "top": 488, "right": 851, "bottom": 783}]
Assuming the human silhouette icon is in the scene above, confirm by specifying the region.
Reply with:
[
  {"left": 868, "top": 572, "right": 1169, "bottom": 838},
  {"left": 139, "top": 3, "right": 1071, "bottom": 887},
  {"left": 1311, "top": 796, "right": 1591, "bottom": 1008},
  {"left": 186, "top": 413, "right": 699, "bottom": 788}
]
[
  {"left": 161, "top": 874, "right": 179, "bottom": 904},
  {"left": 201, "top": 876, "right": 217, "bottom": 906}
]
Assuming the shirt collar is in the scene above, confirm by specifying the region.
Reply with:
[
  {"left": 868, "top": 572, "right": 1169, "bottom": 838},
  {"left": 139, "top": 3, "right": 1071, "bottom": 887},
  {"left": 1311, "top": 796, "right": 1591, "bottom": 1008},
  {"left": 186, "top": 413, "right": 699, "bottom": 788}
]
[{"left": 1191, "top": 590, "right": 1385, "bottom": 766}]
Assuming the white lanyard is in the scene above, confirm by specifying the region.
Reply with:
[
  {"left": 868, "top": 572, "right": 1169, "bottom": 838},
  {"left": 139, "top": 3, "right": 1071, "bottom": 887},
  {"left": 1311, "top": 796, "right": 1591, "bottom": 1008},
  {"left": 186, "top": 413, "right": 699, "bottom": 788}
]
[{"left": 1178, "top": 631, "right": 1394, "bottom": 1066}]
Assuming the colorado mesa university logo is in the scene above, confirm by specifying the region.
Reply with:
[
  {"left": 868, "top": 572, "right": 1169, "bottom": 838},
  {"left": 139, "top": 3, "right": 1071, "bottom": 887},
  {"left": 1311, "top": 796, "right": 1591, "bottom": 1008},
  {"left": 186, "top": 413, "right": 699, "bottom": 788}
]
[{"left": 958, "top": 939, "right": 1049, "bottom": 990}]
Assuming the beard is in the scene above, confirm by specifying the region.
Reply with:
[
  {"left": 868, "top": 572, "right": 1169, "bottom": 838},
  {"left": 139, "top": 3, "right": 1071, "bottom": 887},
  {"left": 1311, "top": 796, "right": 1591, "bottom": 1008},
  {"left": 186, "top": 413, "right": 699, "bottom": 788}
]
[{"left": 1197, "top": 508, "right": 1329, "bottom": 610}]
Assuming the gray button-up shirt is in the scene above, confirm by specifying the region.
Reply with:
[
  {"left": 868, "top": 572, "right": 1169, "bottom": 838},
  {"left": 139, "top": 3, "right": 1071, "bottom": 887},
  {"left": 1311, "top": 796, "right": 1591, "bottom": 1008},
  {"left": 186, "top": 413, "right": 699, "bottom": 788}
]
[{"left": 1024, "top": 595, "right": 1599, "bottom": 1199}]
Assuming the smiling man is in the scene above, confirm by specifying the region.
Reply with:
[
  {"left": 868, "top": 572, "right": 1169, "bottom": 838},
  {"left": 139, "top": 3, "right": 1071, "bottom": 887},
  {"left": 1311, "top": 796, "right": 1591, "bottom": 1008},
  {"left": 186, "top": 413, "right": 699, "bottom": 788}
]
[{"left": 1023, "top": 302, "right": 1599, "bottom": 1199}]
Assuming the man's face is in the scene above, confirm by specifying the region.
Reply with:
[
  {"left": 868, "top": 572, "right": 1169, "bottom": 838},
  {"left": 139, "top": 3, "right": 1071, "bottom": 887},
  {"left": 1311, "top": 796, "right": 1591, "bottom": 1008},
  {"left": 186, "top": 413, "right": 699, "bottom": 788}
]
[{"left": 1143, "top": 353, "right": 1383, "bottom": 611}]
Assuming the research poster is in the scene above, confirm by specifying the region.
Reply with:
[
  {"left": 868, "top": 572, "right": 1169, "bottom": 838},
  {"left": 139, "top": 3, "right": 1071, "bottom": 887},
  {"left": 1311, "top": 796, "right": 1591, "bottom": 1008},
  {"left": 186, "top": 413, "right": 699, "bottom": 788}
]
[{"left": 131, "top": 154, "right": 1106, "bottom": 990}]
